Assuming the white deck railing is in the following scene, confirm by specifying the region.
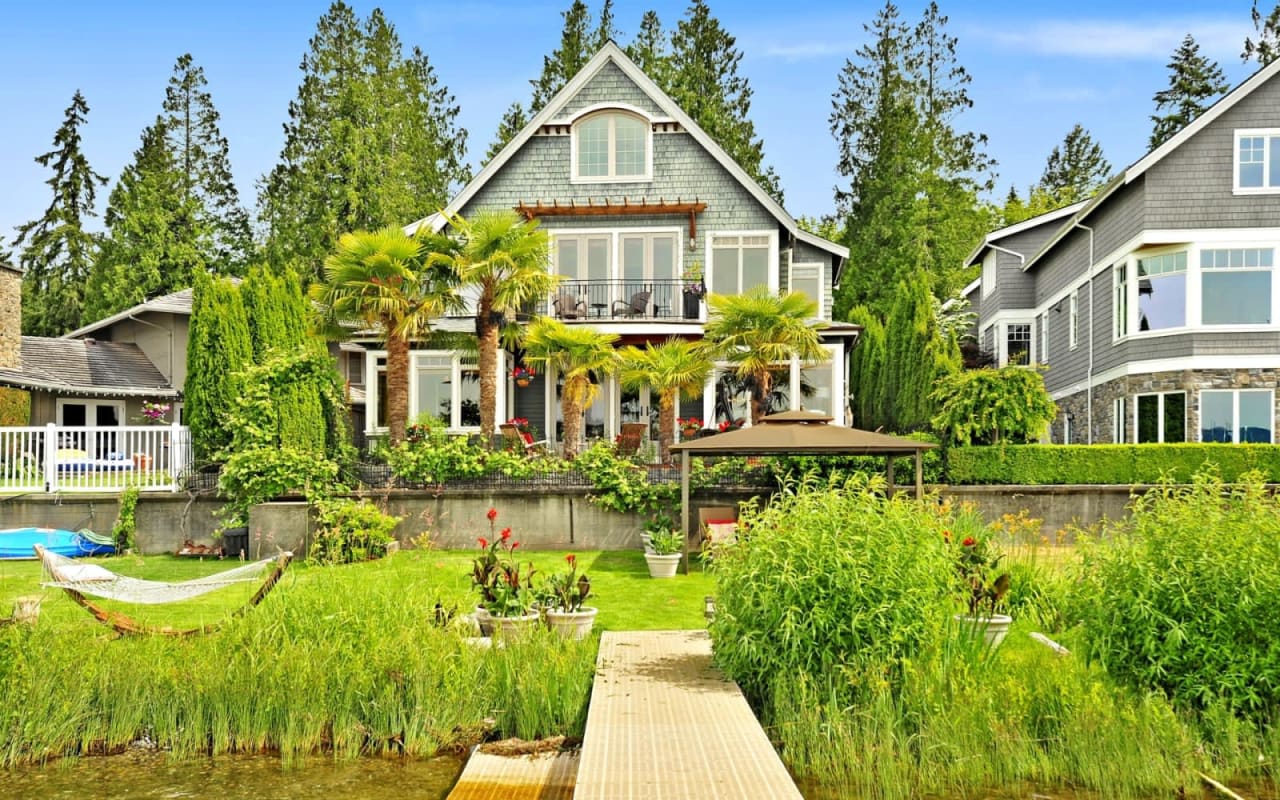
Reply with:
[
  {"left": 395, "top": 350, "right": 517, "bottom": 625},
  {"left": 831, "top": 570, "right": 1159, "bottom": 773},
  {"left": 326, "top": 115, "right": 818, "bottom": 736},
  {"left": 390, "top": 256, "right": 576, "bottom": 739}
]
[{"left": 0, "top": 424, "right": 193, "bottom": 493}]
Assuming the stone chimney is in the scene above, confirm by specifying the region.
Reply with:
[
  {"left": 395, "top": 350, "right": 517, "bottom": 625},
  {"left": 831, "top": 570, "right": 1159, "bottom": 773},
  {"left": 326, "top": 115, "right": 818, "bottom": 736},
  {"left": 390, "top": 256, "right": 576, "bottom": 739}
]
[{"left": 0, "top": 264, "right": 21, "bottom": 370}]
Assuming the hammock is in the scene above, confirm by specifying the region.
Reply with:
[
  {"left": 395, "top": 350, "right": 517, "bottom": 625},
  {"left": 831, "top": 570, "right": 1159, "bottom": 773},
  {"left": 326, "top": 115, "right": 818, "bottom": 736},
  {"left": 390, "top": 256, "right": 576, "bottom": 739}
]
[{"left": 35, "top": 544, "right": 292, "bottom": 636}]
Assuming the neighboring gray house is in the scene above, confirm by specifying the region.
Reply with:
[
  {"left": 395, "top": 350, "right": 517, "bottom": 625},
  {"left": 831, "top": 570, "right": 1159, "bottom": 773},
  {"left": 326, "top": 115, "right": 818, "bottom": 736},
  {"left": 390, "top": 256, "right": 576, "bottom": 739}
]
[
  {"left": 381, "top": 42, "right": 853, "bottom": 443},
  {"left": 968, "top": 57, "right": 1280, "bottom": 445}
]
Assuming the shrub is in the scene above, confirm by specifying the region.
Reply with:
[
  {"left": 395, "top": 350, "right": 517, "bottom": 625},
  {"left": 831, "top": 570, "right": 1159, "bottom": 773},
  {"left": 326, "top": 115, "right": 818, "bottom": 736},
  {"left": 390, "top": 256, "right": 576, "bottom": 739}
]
[
  {"left": 1075, "top": 470, "right": 1280, "bottom": 720},
  {"left": 946, "top": 443, "right": 1280, "bottom": 484},
  {"left": 309, "top": 497, "right": 400, "bottom": 564},
  {"left": 111, "top": 485, "right": 140, "bottom": 552},
  {"left": 931, "top": 366, "right": 1056, "bottom": 445},
  {"left": 386, "top": 416, "right": 562, "bottom": 485},
  {"left": 710, "top": 475, "right": 956, "bottom": 710}
]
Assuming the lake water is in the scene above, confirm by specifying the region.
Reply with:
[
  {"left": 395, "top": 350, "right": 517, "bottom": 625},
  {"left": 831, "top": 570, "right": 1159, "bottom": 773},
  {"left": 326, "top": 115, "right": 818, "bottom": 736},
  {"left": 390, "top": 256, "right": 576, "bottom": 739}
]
[{"left": 0, "top": 751, "right": 465, "bottom": 799}]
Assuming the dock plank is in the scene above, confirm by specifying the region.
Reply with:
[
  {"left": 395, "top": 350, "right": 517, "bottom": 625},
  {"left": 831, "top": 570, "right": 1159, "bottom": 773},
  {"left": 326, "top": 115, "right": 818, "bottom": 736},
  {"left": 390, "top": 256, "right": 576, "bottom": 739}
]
[
  {"left": 575, "top": 630, "right": 803, "bottom": 800},
  {"left": 446, "top": 750, "right": 578, "bottom": 800}
]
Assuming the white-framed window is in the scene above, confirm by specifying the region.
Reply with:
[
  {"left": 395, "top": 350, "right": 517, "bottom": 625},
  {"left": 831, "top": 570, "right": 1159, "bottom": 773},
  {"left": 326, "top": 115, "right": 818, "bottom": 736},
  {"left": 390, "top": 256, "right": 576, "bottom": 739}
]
[
  {"left": 55, "top": 399, "right": 126, "bottom": 459},
  {"left": 1068, "top": 289, "right": 1079, "bottom": 349},
  {"left": 1039, "top": 314, "right": 1049, "bottom": 364},
  {"left": 1002, "top": 322, "right": 1032, "bottom": 366},
  {"left": 981, "top": 251, "right": 996, "bottom": 299},
  {"left": 1136, "top": 250, "right": 1187, "bottom": 331},
  {"left": 789, "top": 262, "right": 823, "bottom": 310},
  {"left": 1113, "top": 262, "right": 1129, "bottom": 339},
  {"left": 554, "top": 235, "right": 611, "bottom": 283},
  {"left": 1201, "top": 247, "right": 1273, "bottom": 325},
  {"left": 1136, "top": 392, "right": 1186, "bottom": 443},
  {"left": 572, "top": 110, "right": 651, "bottom": 182},
  {"left": 1200, "top": 388, "right": 1273, "bottom": 443},
  {"left": 1113, "top": 396, "right": 1128, "bottom": 443},
  {"left": 412, "top": 353, "right": 481, "bottom": 430},
  {"left": 1234, "top": 129, "right": 1280, "bottom": 193},
  {"left": 710, "top": 233, "right": 774, "bottom": 295}
]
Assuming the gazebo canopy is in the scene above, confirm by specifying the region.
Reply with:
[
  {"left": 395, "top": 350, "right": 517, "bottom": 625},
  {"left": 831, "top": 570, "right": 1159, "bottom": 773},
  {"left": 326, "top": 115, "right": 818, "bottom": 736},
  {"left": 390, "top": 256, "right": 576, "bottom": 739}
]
[{"left": 670, "top": 410, "right": 935, "bottom": 572}]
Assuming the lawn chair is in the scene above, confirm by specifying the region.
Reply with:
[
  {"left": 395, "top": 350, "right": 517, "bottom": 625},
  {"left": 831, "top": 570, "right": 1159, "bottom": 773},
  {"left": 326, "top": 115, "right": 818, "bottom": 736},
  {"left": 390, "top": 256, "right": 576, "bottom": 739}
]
[
  {"left": 611, "top": 290, "right": 651, "bottom": 319},
  {"left": 499, "top": 424, "right": 549, "bottom": 454},
  {"left": 698, "top": 505, "right": 738, "bottom": 561},
  {"left": 553, "top": 292, "right": 587, "bottom": 320},
  {"left": 615, "top": 422, "right": 647, "bottom": 457}
]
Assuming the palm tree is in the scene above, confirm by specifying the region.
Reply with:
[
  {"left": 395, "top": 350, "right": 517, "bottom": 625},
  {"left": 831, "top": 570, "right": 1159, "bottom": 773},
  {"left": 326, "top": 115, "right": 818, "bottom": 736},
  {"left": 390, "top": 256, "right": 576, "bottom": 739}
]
[
  {"left": 449, "top": 210, "right": 559, "bottom": 444},
  {"left": 522, "top": 318, "right": 620, "bottom": 459},
  {"left": 313, "top": 226, "right": 462, "bottom": 444},
  {"left": 700, "top": 288, "right": 828, "bottom": 424},
  {"left": 618, "top": 338, "right": 713, "bottom": 463}
]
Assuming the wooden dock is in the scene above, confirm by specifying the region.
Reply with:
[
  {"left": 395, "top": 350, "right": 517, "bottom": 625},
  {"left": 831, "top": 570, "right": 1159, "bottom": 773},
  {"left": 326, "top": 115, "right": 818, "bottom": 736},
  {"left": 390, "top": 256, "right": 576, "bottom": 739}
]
[
  {"left": 446, "top": 749, "right": 578, "bottom": 799},
  {"left": 574, "top": 629, "right": 803, "bottom": 799}
]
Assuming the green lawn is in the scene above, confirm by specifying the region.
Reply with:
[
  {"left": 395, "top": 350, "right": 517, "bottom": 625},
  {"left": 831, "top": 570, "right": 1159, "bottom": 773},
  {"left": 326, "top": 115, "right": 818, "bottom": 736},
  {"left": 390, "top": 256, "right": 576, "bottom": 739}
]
[{"left": 0, "top": 548, "right": 717, "bottom": 633}]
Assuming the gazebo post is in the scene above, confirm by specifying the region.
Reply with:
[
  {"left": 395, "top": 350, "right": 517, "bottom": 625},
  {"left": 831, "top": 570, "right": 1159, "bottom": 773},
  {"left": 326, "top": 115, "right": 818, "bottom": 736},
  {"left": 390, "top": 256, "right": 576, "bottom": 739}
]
[
  {"left": 914, "top": 450, "right": 923, "bottom": 499},
  {"left": 680, "top": 449, "right": 691, "bottom": 575},
  {"left": 886, "top": 456, "right": 896, "bottom": 498}
]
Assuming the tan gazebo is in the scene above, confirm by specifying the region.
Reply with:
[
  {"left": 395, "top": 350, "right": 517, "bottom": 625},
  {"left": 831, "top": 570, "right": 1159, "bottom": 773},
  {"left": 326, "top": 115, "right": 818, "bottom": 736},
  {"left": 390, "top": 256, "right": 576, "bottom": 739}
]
[{"left": 669, "top": 410, "right": 936, "bottom": 570}]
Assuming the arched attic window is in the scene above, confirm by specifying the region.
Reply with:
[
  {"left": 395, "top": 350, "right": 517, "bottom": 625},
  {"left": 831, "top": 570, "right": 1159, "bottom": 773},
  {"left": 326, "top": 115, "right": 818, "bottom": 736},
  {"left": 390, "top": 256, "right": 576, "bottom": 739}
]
[{"left": 572, "top": 109, "right": 651, "bottom": 182}]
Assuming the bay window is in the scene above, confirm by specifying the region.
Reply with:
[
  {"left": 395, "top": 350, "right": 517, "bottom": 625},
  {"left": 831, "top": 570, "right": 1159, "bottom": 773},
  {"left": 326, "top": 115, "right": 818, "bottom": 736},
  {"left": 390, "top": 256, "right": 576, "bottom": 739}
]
[
  {"left": 1200, "top": 248, "right": 1272, "bottom": 325},
  {"left": 1136, "top": 251, "right": 1186, "bottom": 331},
  {"left": 1200, "top": 389, "right": 1273, "bottom": 443}
]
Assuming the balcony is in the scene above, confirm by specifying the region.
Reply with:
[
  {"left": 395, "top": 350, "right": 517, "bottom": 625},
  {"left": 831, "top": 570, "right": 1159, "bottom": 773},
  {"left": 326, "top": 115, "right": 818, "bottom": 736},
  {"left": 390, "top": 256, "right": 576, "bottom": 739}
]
[
  {"left": 543, "top": 280, "right": 703, "bottom": 322},
  {"left": 0, "top": 424, "right": 193, "bottom": 493}
]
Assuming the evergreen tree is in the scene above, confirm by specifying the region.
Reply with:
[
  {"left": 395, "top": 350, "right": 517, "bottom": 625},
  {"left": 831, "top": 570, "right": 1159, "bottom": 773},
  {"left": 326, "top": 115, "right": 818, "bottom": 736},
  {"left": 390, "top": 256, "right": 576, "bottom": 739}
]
[
  {"left": 667, "top": 0, "right": 782, "bottom": 201},
  {"left": 1000, "top": 184, "right": 1060, "bottom": 226},
  {"left": 185, "top": 271, "right": 254, "bottom": 460},
  {"left": 1151, "top": 35, "right": 1229, "bottom": 148},
  {"left": 485, "top": 102, "right": 530, "bottom": 163},
  {"left": 86, "top": 118, "right": 205, "bottom": 321},
  {"left": 626, "top": 10, "right": 670, "bottom": 81},
  {"left": 163, "top": 53, "right": 254, "bottom": 273},
  {"left": 261, "top": 2, "right": 469, "bottom": 282},
  {"left": 1039, "top": 124, "right": 1111, "bottom": 206},
  {"left": 884, "top": 275, "right": 955, "bottom": 431},
  {"left": 1244, "top": 1, "right": 1280, "bottom": 66},
  {"left": 847, "top": 306, "right": 887, "bottom": 430},
  {"left": 13, "top": 90, "right": 106, "bottom": 336}
]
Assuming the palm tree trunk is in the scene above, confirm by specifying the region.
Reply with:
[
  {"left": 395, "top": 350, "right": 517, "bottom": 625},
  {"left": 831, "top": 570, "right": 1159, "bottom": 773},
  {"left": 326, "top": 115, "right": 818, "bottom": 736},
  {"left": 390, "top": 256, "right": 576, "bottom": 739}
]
[
  {"left": 658, "top": 391, "right": 676, "bottom": 464},
  {"left": 562, "top": 384, "right": 584, "bottom": 460},
  {"left": 752, "top": 370, "right": 772, "bottom": 424},
  {"left": 477, "top": 296, "right": 500, "bottom": 447},
  {"left": 386, "top": 333, "right": 410, "bottom": 445}
]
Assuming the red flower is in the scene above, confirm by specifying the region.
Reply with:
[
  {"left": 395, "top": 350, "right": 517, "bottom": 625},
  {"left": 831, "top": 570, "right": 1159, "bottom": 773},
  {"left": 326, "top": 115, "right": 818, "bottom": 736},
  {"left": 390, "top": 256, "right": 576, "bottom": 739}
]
[
  {"left": 478, "top": 537, "right": 488, "bottom": 549},
  {"left": 942, "top": 529, "right": 951, "bottom": 542},
  {"left": 961, "top": 536, "right": 976, "bottom": 547},
  {"left": 566, "top": 554, "right": 576, "bottom": 566},
  {"left": 487, "top": 508, "right": 498, "bottom": 522},
  {"left": 511, "top": 541, "right": 520, "bottom": 550},
  {"left": 500, "top": 527, "right": 512, "bottom": 541}
]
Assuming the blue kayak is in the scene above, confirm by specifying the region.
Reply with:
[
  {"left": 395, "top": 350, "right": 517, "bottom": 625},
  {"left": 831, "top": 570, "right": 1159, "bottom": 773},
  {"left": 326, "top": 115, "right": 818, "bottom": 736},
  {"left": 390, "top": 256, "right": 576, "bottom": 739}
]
[{"left": 0, "top": 527, "right": 116, "bottom": 560}]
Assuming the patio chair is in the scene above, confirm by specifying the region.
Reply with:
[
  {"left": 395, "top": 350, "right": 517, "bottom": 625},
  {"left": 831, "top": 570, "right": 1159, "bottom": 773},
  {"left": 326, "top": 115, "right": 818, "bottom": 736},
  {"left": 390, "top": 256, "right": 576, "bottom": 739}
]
[
  {"left": 615, "top": 422, "right": 647, "bottom": 457},
  {"left": 553, "top": 292, "right": 587, "bottom": 320},
  {"left": 499, "top": 424, "right": 549, "bottom": 455},
  {"left": 611, "top": 290, "right": 651, "bottom": 319}
]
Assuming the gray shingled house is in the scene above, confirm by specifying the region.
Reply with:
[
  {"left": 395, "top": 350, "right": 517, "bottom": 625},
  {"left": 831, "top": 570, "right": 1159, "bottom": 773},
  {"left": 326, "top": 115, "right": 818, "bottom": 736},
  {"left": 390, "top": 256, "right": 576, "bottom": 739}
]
[
  {"left": 363, "top": 41, "right": 854, "bottom": 445},
  {"left": 966, "top": 56, "right": 1280, "bottom": 446}
]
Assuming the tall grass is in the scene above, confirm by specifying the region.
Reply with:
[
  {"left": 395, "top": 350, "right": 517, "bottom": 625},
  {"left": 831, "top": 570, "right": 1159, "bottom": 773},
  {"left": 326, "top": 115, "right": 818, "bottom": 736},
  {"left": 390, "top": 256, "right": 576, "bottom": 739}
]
[{"left": 0, "top": 555, "right": 597, "bottom": 767}]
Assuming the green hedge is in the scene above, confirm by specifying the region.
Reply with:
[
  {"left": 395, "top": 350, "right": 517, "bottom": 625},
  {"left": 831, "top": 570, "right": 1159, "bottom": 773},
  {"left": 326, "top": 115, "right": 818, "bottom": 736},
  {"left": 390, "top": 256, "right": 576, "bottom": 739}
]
[{"left": 946, "top": 443, "right": 1280, "bottom": 485}]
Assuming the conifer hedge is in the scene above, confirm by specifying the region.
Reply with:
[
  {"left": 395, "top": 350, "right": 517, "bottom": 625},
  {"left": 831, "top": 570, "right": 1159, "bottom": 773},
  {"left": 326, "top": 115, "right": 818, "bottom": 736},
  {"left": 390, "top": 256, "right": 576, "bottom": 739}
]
[{"left": 945, "top": 443, "right": 1280, "bottom": 484}]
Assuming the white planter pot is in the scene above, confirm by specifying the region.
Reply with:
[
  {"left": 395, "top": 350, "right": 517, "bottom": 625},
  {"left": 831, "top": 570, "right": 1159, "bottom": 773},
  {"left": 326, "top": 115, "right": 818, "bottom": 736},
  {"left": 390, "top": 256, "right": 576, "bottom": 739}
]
[
  {"left": 645, "top": 552, "right": 682, "bottom": 578},
  {"left": 954, "top": 613, "right": 1013, "bottom": 649},
  {"left": 493, "top": 611, "right": 542, "bottom": 640},
  {"left": 474, "top": 606, "right": 494, "bottom": 637},
  {"left": 640, "top": 532, "right": 655, "bottom": 555},
  {"left": 545, "top": 606, "right": 598, "bottom": 640}
]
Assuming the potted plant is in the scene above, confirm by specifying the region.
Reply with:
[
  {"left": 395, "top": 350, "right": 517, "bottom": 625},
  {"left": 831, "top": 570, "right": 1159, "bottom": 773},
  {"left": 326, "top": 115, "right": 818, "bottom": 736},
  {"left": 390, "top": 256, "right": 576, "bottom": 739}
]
[
  {"left": 471, "top": 508, "right": 539, "bottom": 638},
  {"left": 952, "top": 530, "right": 1012, "bottom": 648},
  {"left": 681, "top": 262, "right": 705, "bottom": 319},
  {"left": 644, "top": 528, "right": 684, "bottom": 578},
  {"left": 511, "top": 365, "right": 536, "bottom": 388},
  {"left": 677, "top": 417, "right": 702, "bottom": 440},
  {"left": 544, "top": 553, "right": 597, "bottom": 639}
]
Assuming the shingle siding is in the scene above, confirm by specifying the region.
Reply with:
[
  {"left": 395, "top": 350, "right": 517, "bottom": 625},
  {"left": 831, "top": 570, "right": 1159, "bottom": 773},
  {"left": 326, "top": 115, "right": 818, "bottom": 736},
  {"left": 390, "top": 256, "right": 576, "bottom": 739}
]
[{"left": 557, "top": 60, "right": 664, "bottom": 118}]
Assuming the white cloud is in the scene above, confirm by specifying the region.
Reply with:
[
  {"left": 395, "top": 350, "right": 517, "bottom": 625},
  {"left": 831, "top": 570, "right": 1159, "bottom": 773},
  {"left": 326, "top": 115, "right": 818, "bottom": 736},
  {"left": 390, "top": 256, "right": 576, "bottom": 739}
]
[
  {"left": 970, "top": 18, "right": 1249, "bottom": 61},
  {"left": 760, "top": 40, "right": 857, "bottom": 62}
]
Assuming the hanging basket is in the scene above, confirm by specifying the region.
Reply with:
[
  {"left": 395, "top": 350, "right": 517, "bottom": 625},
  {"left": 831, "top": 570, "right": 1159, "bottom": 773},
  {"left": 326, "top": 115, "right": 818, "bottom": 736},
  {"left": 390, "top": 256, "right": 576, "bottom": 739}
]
[{"left": 516, "top": 378, "right": 531, "bottom": 388}]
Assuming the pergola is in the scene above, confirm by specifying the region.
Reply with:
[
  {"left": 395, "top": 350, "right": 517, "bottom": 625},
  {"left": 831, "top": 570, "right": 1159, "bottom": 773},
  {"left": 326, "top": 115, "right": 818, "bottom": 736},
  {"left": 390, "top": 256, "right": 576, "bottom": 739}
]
[{"left": 669, "top": 410, "right": 937, "bottom": 571}]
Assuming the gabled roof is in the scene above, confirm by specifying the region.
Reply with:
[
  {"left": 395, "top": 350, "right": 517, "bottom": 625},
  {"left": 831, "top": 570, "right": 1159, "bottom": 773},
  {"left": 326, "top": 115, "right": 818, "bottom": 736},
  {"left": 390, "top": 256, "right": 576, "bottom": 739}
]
[
  {"left": 64, "top": 288, "right": 194, "bottom": 339},
  {"left": 406, "top": 42, "right": 848, "bottom": 262},
  {"left": 0, "top": 338, "right": 177, "bottom": 398},
  {"left": 963, "top": 201, "right": 1088, "bottom": 267},
  {"left": 1019, "top": 58, "right": 1280, "bottom": 274}
]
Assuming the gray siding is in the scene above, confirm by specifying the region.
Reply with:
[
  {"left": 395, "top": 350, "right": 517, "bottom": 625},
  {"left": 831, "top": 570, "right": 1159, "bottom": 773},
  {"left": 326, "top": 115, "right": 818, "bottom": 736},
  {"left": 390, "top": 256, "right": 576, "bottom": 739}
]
[
  {"left": 976, "top": 215, "right": 1072, "bottom": 324},
  {"left": 1146, "top": 74, "right": 1280, "bottom": 229},
  {"left": 1035, "top": 180, "right": 1145, "bottom": 303},
  {"left": 557, "top": 60, "right": 664, "bottom": 118},
  {"left": 1041, "top": 268, "right": 1098, "bottom": 394}
]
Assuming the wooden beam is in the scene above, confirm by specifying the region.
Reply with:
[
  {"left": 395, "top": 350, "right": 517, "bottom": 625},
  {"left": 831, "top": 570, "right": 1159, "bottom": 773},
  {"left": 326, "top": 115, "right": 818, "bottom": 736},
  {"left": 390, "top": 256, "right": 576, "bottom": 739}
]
[{"left": 515, "top": 199, "right": 707, "bottom": 219}]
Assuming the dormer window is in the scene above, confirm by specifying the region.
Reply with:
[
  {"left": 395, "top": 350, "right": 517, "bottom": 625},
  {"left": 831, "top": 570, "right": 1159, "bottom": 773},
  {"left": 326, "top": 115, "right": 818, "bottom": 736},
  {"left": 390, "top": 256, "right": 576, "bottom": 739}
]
[
  {"left": 573, "top": 111, "right": 650, "bottom": 182},
  {"left": 1234, "top": 129, "right": 1280, "bottom": 193}
]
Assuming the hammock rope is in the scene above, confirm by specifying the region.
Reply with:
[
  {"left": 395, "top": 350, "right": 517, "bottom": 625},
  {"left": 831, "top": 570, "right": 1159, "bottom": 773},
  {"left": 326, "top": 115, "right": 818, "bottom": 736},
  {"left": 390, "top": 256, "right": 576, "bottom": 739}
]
[{"left": 34, "top": 544, "right": 292, "bottom": 637}]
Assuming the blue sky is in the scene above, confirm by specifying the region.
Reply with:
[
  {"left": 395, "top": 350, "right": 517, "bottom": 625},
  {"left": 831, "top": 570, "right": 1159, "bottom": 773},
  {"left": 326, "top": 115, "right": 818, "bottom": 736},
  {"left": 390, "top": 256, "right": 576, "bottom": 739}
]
[{"left": 0, "top": 1, "right": 1262, "bottom": 247}]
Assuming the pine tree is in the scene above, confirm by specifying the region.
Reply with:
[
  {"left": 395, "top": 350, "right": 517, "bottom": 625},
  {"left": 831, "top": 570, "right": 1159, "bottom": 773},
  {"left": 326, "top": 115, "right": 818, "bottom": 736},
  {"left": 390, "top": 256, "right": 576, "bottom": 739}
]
[
  {"left": 667, "top": 0, "right": 782, "bottom": 201},
  {"left": 485, "top": 102, "right": 530, "bottom": 162},
  {"left": 86, "top": 118, "right": 206, "bottom": 321},
  {"left": 626, "top": 10, "right": 670, "bottom": 81},
  {"left": 1244, "top": 1, "right": 1280, "bottom": 66},
  {"left": 1039, "top": 124, "right": 1111, "bottom": 206},
  {"left": 1151, "top": 35, "right": 1229, "bottom": 148},
  {"left": 163, "top": 53, "right": 254, "bottom": 274},
  {"left": 185, "top": 271, "right": 254, "bottom": 460},
  {"left": 847, "top": 305, "right": 887, "bottom": 430},
  {"left": 13, "top": 90, "right": 106, "bottom": 336},
  {"left": 261, "top": 2, "right": 469, "bottom": 282}
]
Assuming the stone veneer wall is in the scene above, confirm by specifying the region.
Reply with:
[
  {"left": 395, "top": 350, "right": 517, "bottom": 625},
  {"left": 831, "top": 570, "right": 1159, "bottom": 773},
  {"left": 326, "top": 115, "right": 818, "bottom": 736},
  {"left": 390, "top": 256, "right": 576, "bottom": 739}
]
[
  {"left": 0, "top": 266, "right": 20, "bottom": 370},
  {"left": 1052, "top": 368, "right": 1280, "bottom": 443}
]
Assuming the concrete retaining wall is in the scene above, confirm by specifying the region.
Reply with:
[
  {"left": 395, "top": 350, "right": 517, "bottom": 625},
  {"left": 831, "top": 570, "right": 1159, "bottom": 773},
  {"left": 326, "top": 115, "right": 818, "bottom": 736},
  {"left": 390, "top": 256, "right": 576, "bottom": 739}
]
[{"left": 0, "top": 485, "right": 1149, "bottom": 555}]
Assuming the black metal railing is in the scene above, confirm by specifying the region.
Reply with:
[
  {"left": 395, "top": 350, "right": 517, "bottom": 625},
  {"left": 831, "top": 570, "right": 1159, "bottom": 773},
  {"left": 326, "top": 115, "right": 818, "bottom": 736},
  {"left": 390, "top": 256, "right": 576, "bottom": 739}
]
[{"left": 542, "top": 279, "right": 704, "bottom": 321}]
